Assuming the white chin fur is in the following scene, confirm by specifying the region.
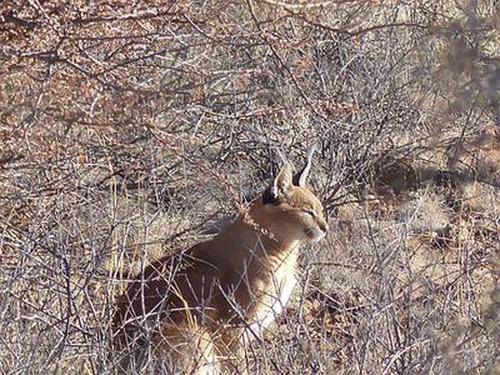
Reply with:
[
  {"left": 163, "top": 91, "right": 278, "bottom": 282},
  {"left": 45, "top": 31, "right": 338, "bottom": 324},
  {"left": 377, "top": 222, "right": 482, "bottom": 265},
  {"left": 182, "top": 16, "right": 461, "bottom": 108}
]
[{"left": 311, "top": 232, "right": 326, "bottom": 243}]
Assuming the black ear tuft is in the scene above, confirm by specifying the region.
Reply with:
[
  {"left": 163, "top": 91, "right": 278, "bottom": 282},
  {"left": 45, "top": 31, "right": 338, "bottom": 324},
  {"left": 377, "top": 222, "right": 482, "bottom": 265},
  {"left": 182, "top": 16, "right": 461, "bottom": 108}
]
[
  {"left": 293, "top": 145, "right": 317, "bottom": 187},
  {"left": 262, "top": 187, "right": 278, "bottom": 205}
]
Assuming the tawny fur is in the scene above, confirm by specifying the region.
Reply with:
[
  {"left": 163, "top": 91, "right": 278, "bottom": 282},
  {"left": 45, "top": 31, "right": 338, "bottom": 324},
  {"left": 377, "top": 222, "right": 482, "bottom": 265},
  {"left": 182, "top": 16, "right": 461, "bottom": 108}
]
[{"left": 113, "top": 162, "right": 328, "bottom": 373}]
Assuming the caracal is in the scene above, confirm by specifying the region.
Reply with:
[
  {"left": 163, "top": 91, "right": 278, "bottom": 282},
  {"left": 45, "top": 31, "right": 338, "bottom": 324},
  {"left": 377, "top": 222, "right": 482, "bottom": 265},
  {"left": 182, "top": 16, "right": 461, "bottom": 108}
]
[{"left": 113, "top": 148, "right": 328, "bottom": 373}]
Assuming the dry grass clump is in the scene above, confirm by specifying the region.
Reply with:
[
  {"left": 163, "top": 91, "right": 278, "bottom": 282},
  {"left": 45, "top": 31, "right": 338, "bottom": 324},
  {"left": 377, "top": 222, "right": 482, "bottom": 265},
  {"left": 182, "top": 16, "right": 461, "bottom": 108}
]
[{"left": 1, "top": 0, "right": 498, "bottom": 373}]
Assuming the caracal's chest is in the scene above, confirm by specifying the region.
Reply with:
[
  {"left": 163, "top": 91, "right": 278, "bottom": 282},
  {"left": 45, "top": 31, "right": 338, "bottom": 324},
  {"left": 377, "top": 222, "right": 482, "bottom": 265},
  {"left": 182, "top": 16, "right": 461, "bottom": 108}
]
[{"left": 247, "top": 250, "right": 299, "bottom": 338}]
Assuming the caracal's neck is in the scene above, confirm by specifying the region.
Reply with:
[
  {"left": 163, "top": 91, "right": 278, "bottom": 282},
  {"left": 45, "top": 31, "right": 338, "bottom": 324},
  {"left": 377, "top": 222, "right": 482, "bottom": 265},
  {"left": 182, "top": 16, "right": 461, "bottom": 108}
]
[{"left": 219, "top": 198, "right": 302, "bottom": 259}]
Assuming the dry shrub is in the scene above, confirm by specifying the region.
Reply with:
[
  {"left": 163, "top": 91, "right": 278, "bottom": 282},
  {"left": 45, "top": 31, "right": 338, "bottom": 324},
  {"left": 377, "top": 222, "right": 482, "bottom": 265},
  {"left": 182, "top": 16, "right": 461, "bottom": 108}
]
[{"left": 1, "top": 0, "right": 498, "bottom": 374}]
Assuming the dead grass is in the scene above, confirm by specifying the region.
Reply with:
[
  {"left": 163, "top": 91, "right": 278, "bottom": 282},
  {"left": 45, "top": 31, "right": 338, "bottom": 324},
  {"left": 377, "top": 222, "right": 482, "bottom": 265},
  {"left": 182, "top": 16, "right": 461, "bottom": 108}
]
[{"left": 1, "top": 0, "right": 498, "bottom": 374}]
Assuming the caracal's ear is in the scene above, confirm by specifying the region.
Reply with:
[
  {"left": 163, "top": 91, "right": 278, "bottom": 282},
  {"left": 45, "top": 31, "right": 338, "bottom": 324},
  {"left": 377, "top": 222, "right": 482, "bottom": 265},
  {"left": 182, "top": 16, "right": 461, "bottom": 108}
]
[
  {"left": 263, "top": 163, "right": 293, "bottom": 204},
  {"left": 293, "top": 145, "right": 317, "bottom": 187}
]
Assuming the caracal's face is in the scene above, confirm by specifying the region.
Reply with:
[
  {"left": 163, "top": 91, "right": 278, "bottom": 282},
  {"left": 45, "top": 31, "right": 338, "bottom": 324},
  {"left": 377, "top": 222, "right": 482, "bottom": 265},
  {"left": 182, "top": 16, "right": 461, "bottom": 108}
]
[{"left": 264, "top": 185, "right": 329, "bottom": 243}]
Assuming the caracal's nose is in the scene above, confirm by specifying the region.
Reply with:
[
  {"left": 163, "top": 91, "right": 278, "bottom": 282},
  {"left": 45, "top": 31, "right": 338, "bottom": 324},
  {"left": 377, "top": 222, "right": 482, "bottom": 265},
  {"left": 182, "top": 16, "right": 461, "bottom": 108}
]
[{"left": 319, "top": 220, "right": 328, "bottom": 233}]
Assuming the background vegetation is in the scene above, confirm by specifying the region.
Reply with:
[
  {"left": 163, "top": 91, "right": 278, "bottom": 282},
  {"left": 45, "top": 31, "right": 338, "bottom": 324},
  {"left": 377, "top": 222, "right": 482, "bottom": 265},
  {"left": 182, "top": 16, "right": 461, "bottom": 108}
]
[{"left": 0, "top": 0, "right": 498, "bottom": 373}]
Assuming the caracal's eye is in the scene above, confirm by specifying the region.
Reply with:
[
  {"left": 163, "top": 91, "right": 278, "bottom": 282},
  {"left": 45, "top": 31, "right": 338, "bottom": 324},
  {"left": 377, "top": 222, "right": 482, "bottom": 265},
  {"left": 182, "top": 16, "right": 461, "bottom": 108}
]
[{"left": 304, "top": 210, "right": 316, "bottom": 218}]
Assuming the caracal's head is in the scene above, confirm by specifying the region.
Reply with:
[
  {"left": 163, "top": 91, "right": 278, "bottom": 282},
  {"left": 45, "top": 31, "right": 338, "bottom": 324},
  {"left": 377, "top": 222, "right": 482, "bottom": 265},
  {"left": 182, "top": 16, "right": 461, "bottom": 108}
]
[{"left": 254, "top": 148, "right": 329, "bottom": 244}]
